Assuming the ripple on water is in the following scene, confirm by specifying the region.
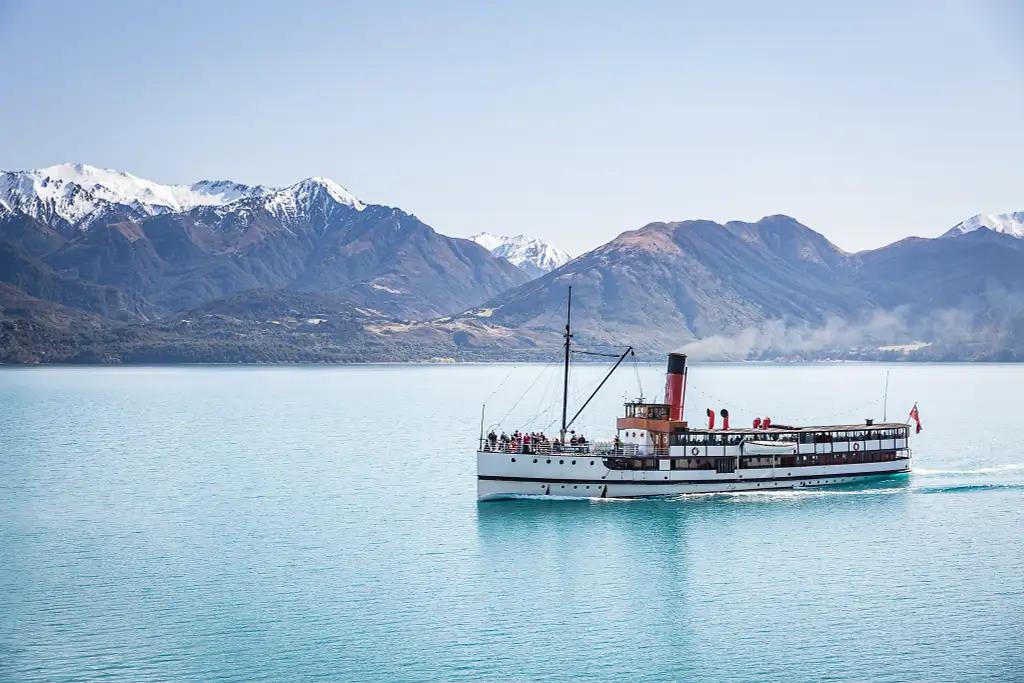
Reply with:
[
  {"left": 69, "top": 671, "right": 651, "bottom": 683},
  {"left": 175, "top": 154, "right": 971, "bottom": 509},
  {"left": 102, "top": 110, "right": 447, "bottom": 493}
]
[{"left": 1, "top": 364, "right": 1023, "bottom": 682}]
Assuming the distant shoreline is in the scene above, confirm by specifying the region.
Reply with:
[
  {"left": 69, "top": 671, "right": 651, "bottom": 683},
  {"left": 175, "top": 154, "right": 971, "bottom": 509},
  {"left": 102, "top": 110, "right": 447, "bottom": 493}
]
[{"left": 2, "top": 358, "right": 1018, "bottom": 368}]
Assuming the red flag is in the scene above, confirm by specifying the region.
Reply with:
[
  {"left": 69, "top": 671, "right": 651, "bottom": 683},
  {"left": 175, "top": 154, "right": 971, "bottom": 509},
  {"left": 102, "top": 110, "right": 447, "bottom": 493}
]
[{"left": 909, "top": 404, "right": 922, "bottom": 434}]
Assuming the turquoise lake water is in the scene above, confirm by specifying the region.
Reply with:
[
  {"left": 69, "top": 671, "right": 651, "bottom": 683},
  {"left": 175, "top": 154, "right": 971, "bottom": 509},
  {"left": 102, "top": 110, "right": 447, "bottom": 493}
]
[{"left": 1, "top": 363, "right": 1022, "bottom": 682}]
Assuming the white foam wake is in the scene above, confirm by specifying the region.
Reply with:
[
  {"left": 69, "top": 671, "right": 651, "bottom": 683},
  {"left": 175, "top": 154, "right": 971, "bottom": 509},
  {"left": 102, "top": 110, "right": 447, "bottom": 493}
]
[{"left": 914, "top": 463, "right": 1024, "bottom": 476}]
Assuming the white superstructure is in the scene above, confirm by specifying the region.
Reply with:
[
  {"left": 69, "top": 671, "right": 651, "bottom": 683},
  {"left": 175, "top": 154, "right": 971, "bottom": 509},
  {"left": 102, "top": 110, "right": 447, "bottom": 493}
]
[{"left": 477, "top": 419, "right": 912, "bottom": 501}]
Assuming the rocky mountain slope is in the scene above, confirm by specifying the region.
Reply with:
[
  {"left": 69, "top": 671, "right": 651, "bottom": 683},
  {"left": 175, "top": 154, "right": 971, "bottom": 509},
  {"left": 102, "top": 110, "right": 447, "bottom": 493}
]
[
  {"left": 0, "top": 165, "right": 529, "bottom": 321},
  {"left": 467, "top": 216, "right": 1024, "bottom": 359},
  {"left": 472, "top": 216, "right": 865, "bottom": 350},
  {"left": 470, "top": 233, "right": 571, "bottom": 278}
]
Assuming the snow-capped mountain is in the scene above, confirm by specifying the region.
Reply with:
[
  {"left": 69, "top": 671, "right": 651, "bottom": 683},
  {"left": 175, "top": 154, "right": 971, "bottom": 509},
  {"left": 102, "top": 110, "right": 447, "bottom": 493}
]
[
  {"left": 470, "top": 233, "right": 571, "bottom": 278},
  {"left": 942, "top": 212, "right": 1024, "bottom": 239},
  {"left": 187, "top": 176, "right": 366, "bottom": 232},
  {"left": 0, "top": 163, "right": 363, "bottom": 233}
]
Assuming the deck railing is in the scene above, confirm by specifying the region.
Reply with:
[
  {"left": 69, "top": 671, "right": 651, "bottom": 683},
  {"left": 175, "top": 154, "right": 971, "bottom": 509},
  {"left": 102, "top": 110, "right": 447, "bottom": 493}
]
[
  {"left": 478, "top": 439, "right": 668, "bottom": 457},
  {"left": 478, "top": 439, "right": 603, "bottom": 455}
]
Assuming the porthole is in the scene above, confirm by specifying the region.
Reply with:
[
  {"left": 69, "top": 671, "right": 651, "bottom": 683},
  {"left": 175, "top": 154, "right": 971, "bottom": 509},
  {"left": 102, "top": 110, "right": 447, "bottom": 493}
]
[
  {"left": 590, "top": 461, "right": 595, "bottom": 466},
  {"left": 546, "top": 459, "right": 551, "bottom": 464},
  {"left": 533, "top": 459, "right": 537, "bottom": 463},
  {"left": 511, "top": 458, "right": 516, "bottom": 463},
  {"left": 561, "top": 485, "right": 565, "bottom": 488},
  {"left": 559, "top": 460, "right": 564, "bottom": 464},
  {"left": 572, "top": 460, "right": 576, "bottom": 465},
  {"left": 573, "top": 485, "right": 578, "bottom": 489}
]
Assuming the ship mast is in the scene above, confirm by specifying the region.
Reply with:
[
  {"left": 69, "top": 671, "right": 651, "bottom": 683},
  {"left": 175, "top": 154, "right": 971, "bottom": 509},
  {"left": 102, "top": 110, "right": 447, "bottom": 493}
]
[{"left": 560, "top": 286, "right": 572, "bottom": 443}]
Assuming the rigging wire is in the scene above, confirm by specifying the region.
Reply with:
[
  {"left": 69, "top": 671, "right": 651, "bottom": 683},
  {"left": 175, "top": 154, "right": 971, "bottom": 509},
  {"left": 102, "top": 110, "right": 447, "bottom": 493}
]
[
  {"left": 493, "top": 347, "right": 564, "bottom": 428},
  {"left": 787, "top": 397, "right": 886, "bottom": 425},
  {"left": 631, "top": 352, "right": 645, "bottom": 401},
  {"left": 518, "top": 360, "right": 564, "bottom": 432},
  {"left": 684, "top": 380, "right": 886, "bottom": 426},
  {"left": 483, "top": 291, "right": 570, "bottom": 429}
]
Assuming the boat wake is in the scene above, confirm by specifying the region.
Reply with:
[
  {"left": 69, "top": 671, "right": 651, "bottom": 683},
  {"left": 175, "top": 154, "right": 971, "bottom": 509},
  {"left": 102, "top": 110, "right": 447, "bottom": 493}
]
[
  {"left": 485, "top": 463, "right": 1024, "bottom": 504},
  {"left": 487, "top": 477, "right": 1024, "bottom": 505},
  {"left": 911, "top": 482, "right": 1024, "bottom": 494},
  {"left": 914, "top": 463, "right": 1024, "bottom": 476}
]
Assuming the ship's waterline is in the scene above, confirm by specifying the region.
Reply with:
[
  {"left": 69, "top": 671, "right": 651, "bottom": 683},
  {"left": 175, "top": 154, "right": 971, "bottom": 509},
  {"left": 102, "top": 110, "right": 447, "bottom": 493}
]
[{"left": 477, "top": 460, "right": 911, "bottom": 500}]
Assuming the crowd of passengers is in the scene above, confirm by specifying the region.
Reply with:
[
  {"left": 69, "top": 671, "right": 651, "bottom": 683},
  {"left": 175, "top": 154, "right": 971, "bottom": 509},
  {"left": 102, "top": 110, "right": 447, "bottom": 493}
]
[{"left": 484, "top": 430, "right": 589, "bottom": 453}]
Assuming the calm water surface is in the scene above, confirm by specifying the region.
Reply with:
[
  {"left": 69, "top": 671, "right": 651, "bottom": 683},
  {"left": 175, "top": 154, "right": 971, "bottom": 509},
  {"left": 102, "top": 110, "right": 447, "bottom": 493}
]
[{"left": 1, "top": 363, "right": 1022, "bottom": 682}]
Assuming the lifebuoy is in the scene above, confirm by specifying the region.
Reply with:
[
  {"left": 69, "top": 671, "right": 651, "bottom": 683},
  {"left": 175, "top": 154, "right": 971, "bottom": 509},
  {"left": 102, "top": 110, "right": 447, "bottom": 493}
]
[
  {"left": 691, "top": 447, "right": 699, "bottom": 456},
  {"left": 853, "top": 442, "right": 861, "bottom": 451}
]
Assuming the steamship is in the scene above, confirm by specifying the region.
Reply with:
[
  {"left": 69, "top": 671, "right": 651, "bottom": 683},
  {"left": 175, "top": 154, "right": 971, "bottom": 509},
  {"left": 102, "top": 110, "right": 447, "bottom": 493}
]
[{"left": 476, "top": 289, "right": 913, "bottom": 501}]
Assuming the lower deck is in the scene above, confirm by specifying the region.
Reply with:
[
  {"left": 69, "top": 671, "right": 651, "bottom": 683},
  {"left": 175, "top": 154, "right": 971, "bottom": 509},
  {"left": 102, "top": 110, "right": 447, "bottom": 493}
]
[{"left": 476, "top": 449, "right": 911, "bottom": 500}]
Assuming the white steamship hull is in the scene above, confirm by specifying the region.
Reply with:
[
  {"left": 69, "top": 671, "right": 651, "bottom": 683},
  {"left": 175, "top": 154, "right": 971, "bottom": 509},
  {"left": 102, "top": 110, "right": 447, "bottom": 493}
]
[{"left": 477, "top": 451, "right": 911, "bottom": 501}]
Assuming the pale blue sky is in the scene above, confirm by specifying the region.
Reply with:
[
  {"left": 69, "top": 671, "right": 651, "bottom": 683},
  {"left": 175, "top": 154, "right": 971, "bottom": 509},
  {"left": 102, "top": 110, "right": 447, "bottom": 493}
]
[{"left": 1, "top": 0, "right": 1022, "bottom": 254}]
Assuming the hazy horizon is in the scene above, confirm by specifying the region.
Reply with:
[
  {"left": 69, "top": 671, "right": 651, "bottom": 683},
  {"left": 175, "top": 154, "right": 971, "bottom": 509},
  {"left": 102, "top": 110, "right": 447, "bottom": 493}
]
[{"left": 1, "top": 0, "right": 1022, "bottom": 255}]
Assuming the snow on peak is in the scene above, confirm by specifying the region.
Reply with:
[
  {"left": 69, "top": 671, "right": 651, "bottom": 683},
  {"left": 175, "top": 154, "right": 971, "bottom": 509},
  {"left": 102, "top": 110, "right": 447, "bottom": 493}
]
[
  {"left": 942, "top": 212, "right": 1024, "bottom": 239},
  {"left": 258, "top": 177, "right": 365, "bottom": 223},
  {"left": 470, "top": 232, "right": 571, "bottom": 278},
  {"left": 0, "top": 163, "right": 363, "bottom": 229},
  {"left": 292, "top": 177, "right": 365, "bottom": 210},
  {"left": 182, "top": 179, "right": 273, "bottom": 207},
  {"left": 0, "top": 162, "right": 271, "bottom": 226}
]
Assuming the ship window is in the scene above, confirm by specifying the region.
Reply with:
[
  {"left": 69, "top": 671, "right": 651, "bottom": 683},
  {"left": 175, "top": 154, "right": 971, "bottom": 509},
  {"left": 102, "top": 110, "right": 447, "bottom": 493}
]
[
  {"left": 559, "top": 460, "right": 564, "bottom": 464},
  {"left": 511, "top": 458, "right": 516, "bottom": 463},
  {"left": 546, "top": 459, "right": 551, "bottom": 464},
  {"left": 572, "top": 460, "right": 576, "bottom": 465}
]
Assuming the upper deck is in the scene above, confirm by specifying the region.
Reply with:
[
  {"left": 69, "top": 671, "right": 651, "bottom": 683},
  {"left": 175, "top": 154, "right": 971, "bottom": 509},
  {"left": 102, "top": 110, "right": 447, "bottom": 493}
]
[{"left": 671, "top": 422, "right": 910, "bottom": 446}]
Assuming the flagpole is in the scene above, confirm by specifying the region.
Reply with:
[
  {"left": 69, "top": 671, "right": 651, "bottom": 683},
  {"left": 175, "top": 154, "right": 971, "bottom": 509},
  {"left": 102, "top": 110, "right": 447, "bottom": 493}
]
[{"left": 883, "top": 370, "right": 890, "bottom": 422}]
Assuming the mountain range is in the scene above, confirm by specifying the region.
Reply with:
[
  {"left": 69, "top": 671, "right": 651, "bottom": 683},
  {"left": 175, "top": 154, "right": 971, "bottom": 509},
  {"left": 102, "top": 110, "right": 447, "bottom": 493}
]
[
  {"left": 470, "top": 215, "right": 1024, "bottom": 360},
  {"left": 2, "top": 163, "right": 1022, "bottom": 363},
  {"left": 0, "top": 164, "right": 529, "bottom": 322}
]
